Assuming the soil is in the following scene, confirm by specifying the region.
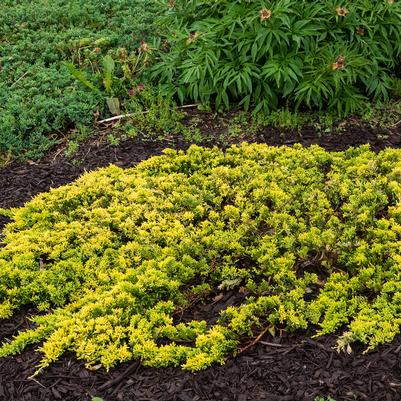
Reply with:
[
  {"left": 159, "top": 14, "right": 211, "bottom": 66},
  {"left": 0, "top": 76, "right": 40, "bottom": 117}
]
[{"left": 1, "top": 113, "right": 401, "bottom": 401}]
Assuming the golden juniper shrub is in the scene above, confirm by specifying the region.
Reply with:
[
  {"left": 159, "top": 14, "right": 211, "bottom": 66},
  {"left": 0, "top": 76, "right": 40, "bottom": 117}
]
[{"left": 3, "top": 143, "right": 401, "bottom": 372}]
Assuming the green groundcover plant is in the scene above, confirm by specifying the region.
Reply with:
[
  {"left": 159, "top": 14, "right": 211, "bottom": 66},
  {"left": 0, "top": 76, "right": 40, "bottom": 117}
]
[
  {"left": 152, "top": 0, "right": 401, "bottom": 115},
  {"left": 2, "top": 143, "right": 401, "bottom": 373},
  {"left": 0, "top": 0, "right": 157, "bottom": 160}
]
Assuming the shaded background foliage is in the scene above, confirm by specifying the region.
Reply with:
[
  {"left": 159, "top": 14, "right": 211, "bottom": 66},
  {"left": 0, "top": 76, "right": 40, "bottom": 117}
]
[
  {"left": 153, "top": 0, "right": 401, "bottom": 114},
  {"left": 1, "top": 0, "right": 401, "bottom": 161}
]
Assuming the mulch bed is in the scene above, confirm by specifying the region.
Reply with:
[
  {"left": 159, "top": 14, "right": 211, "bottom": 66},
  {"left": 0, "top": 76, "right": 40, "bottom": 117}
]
[{"left": 1, "top": 114, "right": 401, "bottom": 401}]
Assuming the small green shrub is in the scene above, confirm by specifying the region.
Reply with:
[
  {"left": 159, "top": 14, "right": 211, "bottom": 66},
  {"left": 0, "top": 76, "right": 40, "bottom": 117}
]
[
  {"left": 3, "top": 143, "right": 401, "bottom": 372},
  {"left": 65, "top": 44, "right": 155, "bottom": 117},
  {"left": 152, "top": 0, "right": 401, "bottom": 115},
  {"left": 0, "top": 0, "right": 159, "bottom": 160}
]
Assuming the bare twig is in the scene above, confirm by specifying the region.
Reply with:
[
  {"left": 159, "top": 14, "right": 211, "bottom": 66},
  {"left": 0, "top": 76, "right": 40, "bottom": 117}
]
[
  {"left": 238, "top": 326, "right": 270, "bottom": 354},
  {"left": 51, "top": 147, "right": 65, "bottom": 162},
  {"left": 29, "top": 377, "right": 47, "bottom": 388},
  {"left": 259, "top": 341, "right": 286, "bottom": 347},
  {"left": 97, "top": 104, "right": 200, "bottom": 124},
  {"left": 11, "top": 71, "right": 29, "bottom": 88},
  {"left": 98, "top": 361, "right": 140, "bottom": 391},
  {"left": 390, "top": 119, "right": 401, "bottom": 128}
]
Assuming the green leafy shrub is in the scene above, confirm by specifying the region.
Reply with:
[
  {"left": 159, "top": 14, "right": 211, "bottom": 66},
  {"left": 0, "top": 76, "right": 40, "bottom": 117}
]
[
  {"left": 0, "top": 0, "right": 158, "bottom": 160},
  {"left": 3, "top": 143, "right": 401, "bottom": 372},
  {"left": 64, "top": 42, "right": 156, "bottom": 117},
  {"left": 152, "top": 0, "right": 401, "bottom": 115}
]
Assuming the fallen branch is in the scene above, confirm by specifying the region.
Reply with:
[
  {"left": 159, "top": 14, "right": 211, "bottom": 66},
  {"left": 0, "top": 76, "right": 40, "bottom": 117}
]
[
  {"left": 29, "top": 377, "right": 46, "bottom": 388},
  {"left": 390, "top": 118, "right": 401, "bottom": 128},
  {"left": 97, "top": 361, "right": 140, "bottom": 391},
  {"left": 259, "top": 341, "right": 286, "bottom": 347},
  {"left": 238, "top": 326, "right": 270, "bottom": 354},
  {"left": 97, "top": 104, "right": 200, "bottom": 124},
  {"left": 10, "top": 71, "right": 29, "bottom": 88}
]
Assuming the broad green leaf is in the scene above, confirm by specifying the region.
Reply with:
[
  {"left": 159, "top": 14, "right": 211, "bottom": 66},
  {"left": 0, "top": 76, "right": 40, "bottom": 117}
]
[{"left": 64, "top": 62, "right": 100, "bottom": 94}]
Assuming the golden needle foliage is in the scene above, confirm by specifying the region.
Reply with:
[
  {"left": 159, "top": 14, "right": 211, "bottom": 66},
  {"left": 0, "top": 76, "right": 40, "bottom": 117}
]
[{"left": 2, "top": 143, "right": 401, "bottom": 372}]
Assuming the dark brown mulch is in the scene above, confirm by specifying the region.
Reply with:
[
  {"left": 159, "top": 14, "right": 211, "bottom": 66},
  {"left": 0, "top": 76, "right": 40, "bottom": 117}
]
[
  {"left": 2, "top": 323, "right": 401, "bottom": 401},
  {"left": 1, "top": 115, "right": 401, "bottom": 401},
  {"left": 1, "top": 114, "right": 400, "bottom": 212}
]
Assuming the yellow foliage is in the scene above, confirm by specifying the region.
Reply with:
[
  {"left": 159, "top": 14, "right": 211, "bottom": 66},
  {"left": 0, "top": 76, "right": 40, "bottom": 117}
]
[{"left": 1, "top": 143, "right": 401, "bottom": 371}]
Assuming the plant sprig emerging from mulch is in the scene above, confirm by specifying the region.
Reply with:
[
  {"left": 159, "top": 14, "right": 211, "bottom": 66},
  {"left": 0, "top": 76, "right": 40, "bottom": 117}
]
[{"left": 1, "top": 143, "right": 401, "bottom": 373}]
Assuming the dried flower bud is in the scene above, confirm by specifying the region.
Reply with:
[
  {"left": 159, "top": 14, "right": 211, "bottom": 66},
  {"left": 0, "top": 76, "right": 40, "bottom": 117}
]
[
  {"left": 356, "top": 27, "right": 365, "bottom": 36},
  {"left": 332, "top": 56, "right": 346, "bottom": 71},
  {"left": 117, "top": 48, "right": 128, "bottom": 60},
  {"left": 128, "top": 83, "right": 145, "bottom": 97},
  {"left": 162, "top": 40, "right": 171, "bottom": 51},
  {"left": 139, "top": 40, "right": 149, "bottom": 53},
  {"left": 168, "top": 0, "right": 176, "bottom": 7},
  {"left": 336, "top": 6, "right": 349, "bottom": 16},
  {"left": 186, "top": 31, "right": 199, "bottom": 45},
  {"left": 260, "top": 8, "right": 272, "bottom": 21}
]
